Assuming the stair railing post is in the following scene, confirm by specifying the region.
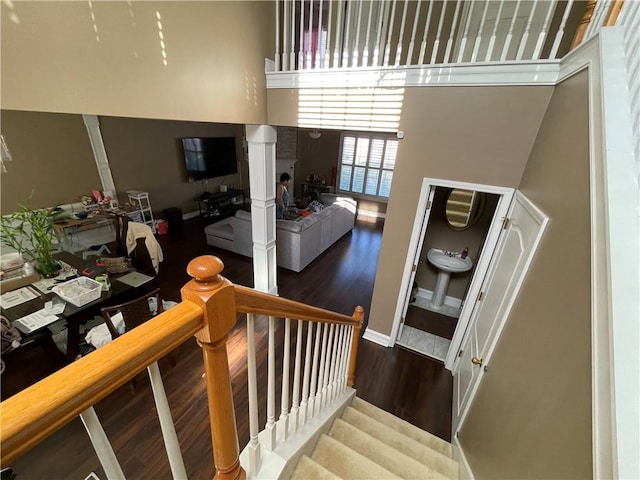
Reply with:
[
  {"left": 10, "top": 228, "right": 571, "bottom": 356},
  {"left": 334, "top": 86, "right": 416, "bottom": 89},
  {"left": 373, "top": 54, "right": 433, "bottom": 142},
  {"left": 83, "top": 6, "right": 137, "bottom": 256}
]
[
  {"left": 347, "top": 306, "right": 364, "bottom": 387},
  {"left": 181, "top": 255, "right": 245, "bottom": 480}
]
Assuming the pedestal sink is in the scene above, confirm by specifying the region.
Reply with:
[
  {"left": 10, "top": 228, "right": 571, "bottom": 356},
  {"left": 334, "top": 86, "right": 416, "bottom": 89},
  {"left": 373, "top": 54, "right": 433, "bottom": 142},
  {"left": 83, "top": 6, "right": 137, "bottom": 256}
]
[{"left": 426, "top": 248, "right": 473, "bottom": 311}]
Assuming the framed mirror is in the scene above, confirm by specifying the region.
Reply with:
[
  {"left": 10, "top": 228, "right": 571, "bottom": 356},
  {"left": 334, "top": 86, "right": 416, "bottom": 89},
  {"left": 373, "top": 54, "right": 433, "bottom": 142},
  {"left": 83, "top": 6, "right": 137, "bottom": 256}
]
[{"left": 443, "top": 188, "right": 486, "bottom": 231}]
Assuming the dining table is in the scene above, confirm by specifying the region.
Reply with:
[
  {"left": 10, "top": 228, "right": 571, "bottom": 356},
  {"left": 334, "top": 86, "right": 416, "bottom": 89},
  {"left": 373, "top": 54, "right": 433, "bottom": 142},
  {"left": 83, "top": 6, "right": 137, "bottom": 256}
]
[{"left": 1, "top": 251, "right": 157, "bottom": 362}]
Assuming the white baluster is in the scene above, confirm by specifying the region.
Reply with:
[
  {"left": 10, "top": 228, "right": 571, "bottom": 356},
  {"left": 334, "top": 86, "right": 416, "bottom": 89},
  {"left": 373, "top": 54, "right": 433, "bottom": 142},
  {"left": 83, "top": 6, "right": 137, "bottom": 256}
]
[
  {"left": 308, "top": 322, "right": 323, "bottom": 419},
  {"left": 290, "top": 319, "right": 304, "bottom": 433},
  {"left": 394, "top": 0, "right": 410, "bottom": 65},
  {"left": 265, "top": 315, "right": 276, "bottom": 451},
  {"left": 516, "top": 0, "right": 540, "bottom": 60},
  {"left": 373, "top": 0, "right": 387, "bottom": 66},
  {"left": 406, "top": 0, "right": 422, "bottom": 65},
  {"left": 532, "top": 0, "right": 557, "bottom": 60},
  {"left": 331, "top": 325, "right": 346, "bottom": 399},
  {"left": 315, "top": 322, "right": 330, "bottom": 415},
  {"left": 298, "top": 0, "right": 305, "bottom": 69},
  {"left": 485, "top": 0, "right": 505, "bottom": 61},
  {"left": 431, "top": 0, "right": 449, "bottom": 64},
  {"left": 342, "top": 325, "right": 353, "bottom": 390},
  {"left": 418, "top": 0, "right": 436, "bottom": 64},
  {"left": 147, "top": 361, "right": 187, "bottom": 480},
  {"left": 80, "top": 407, "right": 125, "bottom": 480},
  {"left": 383, "top": 0, "right": 397, "bottom": 66},
  {"left": 279, "top": 318, "right": 291, "bottom": 441},
  {"left": 290, "top": 0, "right": 296, "bottom": 69},
  {"left": 342, "top": 0, "right": 353, "bottom": 67},
  {"left": 444, "top": 0, "right": 463, "bottom": 63},
  {"left": 351, "top": 0, "right": 364, "bottom": 67},
  {"left": 325, "top": 0, "right": 334, "bottom": 67},
  {"left": 585, "top": 0, "right": 608, "bottom": 39},
  {"left": 549, "top": 0, "right": 574, "bottom": 59},
  {"left": 246, "top": 313, "right": 261, "bottom": 474},
  {"left": 362, "top": 0, "right": 374, "bottom": 66},
  {"left": 327, "top": 324, "right": 341, "bottom": 401},
  {"left": 316, "top": 0, "right": 324, "bottom": 68},
  {"left": 500, "top": 0, "right": 522, "bottom": 61},
  {"left": 457, "top": 0, "right": 476, "bottom": 62},
  {"left": 307, "top": 0, "right": 314, "bottom": 68},
  {"left": 282, "top": 1, "right": 291, "bottom": 70},
  {"left": 300, "top": 321, "right": 314, "bottom": 426},
  {"left": 471, "top": 0, "right": 490, "bottom": 62},
  {"left": 321, "top": 323, "right": 335, "bottom": 409},
  {"left": 333, "top": 0, "right": 344, "bottom": 67},
  {"left": 275, "top": 0, "right": 281, "bottom": 71}
]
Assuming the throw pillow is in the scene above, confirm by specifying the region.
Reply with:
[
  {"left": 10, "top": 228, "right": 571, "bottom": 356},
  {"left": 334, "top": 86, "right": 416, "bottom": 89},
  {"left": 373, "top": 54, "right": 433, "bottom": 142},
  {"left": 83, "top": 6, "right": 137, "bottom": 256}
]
[{"left": 308, "top": 200, "right": 325, "bottom": 213}]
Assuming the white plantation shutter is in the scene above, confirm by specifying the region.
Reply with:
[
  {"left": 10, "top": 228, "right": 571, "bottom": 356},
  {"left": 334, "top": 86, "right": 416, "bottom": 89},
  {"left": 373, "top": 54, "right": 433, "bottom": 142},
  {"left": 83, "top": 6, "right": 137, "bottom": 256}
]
[{"left": 338, "top": 133, "right": 397, "bottom": 199}]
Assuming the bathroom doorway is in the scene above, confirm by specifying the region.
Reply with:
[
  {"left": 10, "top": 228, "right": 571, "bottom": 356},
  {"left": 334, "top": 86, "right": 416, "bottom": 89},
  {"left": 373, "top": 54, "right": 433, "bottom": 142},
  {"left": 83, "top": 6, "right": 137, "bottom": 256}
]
[{"left": 391, "top": 178, "right": 514, "bottom": 369}]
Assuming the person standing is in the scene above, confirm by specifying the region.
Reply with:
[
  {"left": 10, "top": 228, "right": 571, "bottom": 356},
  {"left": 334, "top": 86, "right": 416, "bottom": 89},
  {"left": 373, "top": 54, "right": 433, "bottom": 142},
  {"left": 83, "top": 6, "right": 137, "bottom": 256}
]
[{"left": 276, "top": 172, "right": 290, "bottom": 219}]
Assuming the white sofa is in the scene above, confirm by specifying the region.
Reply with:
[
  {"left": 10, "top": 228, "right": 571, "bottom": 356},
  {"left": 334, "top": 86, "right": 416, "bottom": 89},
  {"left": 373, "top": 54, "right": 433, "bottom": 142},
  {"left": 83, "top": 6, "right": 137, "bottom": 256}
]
[{"left": 204, "top": 194, "right": 357, "bottom": 272}]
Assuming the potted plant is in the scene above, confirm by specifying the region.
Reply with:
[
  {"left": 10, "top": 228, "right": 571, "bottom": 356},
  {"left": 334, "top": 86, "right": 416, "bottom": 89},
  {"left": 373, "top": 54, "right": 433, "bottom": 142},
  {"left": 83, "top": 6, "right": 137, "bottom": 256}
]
[{"left": 0, "top": 202, "right": 61, "bottom": 277}]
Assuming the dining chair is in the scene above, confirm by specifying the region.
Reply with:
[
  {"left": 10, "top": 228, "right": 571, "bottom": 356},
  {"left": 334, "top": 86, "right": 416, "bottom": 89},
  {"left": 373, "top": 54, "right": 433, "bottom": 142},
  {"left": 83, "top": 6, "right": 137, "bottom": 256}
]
[{"left": 100, "top": 288, "right": 174, "bottom": 389}]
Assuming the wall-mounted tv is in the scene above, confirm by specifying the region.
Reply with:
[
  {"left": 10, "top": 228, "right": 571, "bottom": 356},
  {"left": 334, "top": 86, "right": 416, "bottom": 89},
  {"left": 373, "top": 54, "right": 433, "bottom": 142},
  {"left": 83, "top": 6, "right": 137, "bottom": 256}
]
[{"left": 181, "top": 137, "right": 238, "bottom": 181}]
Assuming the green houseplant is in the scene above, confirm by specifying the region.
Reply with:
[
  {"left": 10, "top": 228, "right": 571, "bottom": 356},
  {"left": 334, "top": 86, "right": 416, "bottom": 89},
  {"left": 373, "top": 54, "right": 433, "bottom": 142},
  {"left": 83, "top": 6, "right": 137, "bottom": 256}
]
[{"left": 0, "top": 202, "right": 61, "bottom": 277}]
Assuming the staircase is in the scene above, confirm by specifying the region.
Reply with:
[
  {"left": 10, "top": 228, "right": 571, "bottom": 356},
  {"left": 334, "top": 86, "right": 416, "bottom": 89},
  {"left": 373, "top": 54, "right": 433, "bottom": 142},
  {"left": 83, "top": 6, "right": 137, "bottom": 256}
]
[{"left": 291, "top": 397, "right": 459, "bottom": 479}]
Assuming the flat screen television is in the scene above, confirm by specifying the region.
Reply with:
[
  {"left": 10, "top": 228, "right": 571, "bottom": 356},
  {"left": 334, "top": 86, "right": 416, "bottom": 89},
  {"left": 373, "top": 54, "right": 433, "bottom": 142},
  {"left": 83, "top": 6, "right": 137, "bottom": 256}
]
[{"left": 181, "top": 137, "right": 238, "bottom": 181}]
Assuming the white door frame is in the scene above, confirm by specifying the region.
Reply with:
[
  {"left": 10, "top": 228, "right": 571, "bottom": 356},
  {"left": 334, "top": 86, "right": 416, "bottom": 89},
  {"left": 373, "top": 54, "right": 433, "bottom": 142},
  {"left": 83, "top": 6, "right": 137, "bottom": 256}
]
[{"left": 389, "top": 177, "right": 515, "bottom": 371}]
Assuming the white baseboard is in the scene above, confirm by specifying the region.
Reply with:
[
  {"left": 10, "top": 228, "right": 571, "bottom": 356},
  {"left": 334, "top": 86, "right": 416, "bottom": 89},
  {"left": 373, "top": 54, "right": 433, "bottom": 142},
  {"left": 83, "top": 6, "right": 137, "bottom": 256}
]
[
  {"left": 415, "top": 287, "right": 463, "bottom": 308},
  {"left": 182, "top": 210, "right": 200, "bottom": 221},
  {"left": 453, "top": 435, "right": 475, "bottom": 480},
  {"left": 362, "top": 327, "right": 392, "bottom": 347}
]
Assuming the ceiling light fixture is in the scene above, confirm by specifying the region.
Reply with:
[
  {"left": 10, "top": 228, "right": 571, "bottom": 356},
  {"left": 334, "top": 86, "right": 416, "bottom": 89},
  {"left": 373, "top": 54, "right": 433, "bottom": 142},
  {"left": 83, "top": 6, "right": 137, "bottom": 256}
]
[{"left": 308, "top": 129, "right": 322, "bottom": 139}]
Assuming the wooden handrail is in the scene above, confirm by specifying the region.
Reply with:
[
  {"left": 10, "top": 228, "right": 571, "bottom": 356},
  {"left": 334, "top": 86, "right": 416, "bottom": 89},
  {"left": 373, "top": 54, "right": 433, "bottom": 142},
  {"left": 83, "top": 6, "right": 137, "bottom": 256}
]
[
  {"left": 234, "top": 285, "right": 361, "bottom": 326},
  {"left": 0, "top": 301, "right": 203, "bottom": 465}
]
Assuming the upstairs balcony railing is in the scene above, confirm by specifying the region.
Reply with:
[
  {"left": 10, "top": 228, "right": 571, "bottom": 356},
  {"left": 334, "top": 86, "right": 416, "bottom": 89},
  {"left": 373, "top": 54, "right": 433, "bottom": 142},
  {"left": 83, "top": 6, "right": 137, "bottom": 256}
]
[
  {"left": 0, "top": 256, "right": 364, "bottom": 479},
  {"left": 273, "top": 0, "right": 626, "bottom": 72}
]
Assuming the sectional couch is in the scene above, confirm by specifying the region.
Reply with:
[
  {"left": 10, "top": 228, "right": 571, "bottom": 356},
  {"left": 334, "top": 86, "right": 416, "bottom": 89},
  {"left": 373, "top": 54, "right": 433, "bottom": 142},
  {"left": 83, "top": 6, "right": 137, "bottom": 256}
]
[{"left": 204, "top": 194, "right": 357, "bottom": 272}]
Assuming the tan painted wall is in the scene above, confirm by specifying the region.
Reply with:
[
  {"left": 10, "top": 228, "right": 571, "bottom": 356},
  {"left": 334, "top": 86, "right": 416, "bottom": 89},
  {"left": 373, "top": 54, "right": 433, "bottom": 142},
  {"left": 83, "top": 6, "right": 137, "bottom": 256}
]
[
  {"left": 268, "top": 85, "right": 553, "bottom": 334},
  {"left": 416, "top": 188, "right": 499, "bottom": 299},
  {"left": 1, "top": 1, "right": 273, "bottom": 124},
  {"left": 459, "top": 70, "right": 592, "bottom": 478},
  {"left": 99, "top": 116, "right": 244, "bottom": 215},
  {"left": 0, "top": 110, "right": 100, "bottom": 214}
]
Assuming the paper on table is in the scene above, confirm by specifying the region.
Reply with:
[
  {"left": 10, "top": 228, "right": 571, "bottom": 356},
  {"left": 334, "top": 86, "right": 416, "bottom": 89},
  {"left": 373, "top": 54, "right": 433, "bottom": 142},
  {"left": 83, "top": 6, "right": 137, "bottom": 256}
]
[
  {"left": 32, "top": 277, "right": 59, "bottom": 294},
  {"left": 0, "top": 286, "right": 40, "bottom": 309},
  {"left": 13, "top": 309, "right": 60, "bottom": 334}
]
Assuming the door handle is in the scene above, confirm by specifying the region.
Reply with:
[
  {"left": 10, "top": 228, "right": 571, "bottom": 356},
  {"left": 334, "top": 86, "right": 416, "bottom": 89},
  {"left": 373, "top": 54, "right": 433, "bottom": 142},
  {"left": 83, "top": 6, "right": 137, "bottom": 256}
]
[{"left": 471, "top": 357, "right": 483, "bottom": 366}]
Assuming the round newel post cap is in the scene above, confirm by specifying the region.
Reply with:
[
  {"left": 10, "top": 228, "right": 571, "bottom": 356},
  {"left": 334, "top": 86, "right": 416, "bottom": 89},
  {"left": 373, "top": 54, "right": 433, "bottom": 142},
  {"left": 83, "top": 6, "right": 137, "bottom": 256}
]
[{"left": 187, "top": 255, "right": 225, "bottom": 284}]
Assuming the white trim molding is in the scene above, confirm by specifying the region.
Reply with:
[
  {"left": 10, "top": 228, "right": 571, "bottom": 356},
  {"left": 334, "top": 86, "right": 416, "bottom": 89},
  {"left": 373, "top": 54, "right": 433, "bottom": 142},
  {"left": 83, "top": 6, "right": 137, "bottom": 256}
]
[
  {"left": 82, "top": 115, "right": 116, "bottom": 197},
  {"left": 267, "top": 61, "right": 561, "bottom": 89},
  {"left": 362, "top": 327, "right": 392, "bottom": 347}
]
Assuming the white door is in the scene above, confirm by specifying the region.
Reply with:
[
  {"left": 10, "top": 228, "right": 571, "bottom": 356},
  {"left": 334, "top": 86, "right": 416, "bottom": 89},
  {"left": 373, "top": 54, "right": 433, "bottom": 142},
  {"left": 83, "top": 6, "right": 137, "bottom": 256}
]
[
  {"left": 452, "top": 191, "right": 548, "bottom": 435},
  {"left": 397, "top": 187, "right": 436, "bottom": 339}
]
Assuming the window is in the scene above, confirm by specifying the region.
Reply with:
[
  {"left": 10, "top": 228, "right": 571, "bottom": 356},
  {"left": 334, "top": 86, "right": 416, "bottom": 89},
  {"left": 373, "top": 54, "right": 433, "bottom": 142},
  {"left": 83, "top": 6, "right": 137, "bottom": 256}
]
[{"left": 338, "top": 134, "right": 398, "bottom": 199}]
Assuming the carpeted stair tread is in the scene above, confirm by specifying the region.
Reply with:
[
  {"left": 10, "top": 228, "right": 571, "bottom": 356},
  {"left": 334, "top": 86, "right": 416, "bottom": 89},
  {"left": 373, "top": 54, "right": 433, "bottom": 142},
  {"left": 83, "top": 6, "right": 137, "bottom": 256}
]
[
  {"left": 351, "top": 396, "right": 453, "bottom": 458},
  {"left": 310, "top": 434, "right": 401, "bottom": 479},
  {"left": 329, "top": 418, "right": 450, "bottom": 479},
  {"left": 341, "top": 407, "right": 458, "bottom": 479},
  {"left": 291, "top": 455, "right": 343, "bottom": 479}
]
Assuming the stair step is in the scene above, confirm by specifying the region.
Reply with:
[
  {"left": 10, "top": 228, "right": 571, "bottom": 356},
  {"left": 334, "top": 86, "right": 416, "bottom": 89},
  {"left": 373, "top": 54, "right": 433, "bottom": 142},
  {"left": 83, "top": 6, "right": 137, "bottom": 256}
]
[
  {"left": 341, "top": 407, "right": 458, "bottom": 478},
  {"left": 311, "top": 434, "right": 400, "bottom": 479},
  {"left": 291, "top": 455, "right": 343, "bottom": 479},
  {"left": 351, "top": 397, "right": 454, "bottom": 458},
  {"left": 329, "top": 418, "right": 449, "bottom": 479}
]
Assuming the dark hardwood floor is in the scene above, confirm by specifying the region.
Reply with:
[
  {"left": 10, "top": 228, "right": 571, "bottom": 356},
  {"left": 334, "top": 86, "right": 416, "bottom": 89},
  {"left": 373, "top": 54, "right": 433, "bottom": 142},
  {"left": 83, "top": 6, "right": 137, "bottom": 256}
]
[{"left": 8, "top": 217, "right": 453, "bottom": 479}]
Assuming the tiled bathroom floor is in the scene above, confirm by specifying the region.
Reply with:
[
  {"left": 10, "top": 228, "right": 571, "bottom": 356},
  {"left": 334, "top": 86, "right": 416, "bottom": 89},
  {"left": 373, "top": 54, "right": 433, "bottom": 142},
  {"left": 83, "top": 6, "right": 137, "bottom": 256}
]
[{"left": 396, "top": 325, "right": 451, "bottom": 362}]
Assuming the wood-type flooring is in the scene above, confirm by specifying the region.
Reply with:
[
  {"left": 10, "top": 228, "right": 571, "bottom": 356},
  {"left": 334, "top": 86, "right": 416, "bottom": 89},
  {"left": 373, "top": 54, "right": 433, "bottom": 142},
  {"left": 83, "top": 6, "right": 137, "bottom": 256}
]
[
  {"left": 404, "top": 304, "right": 459, "bottom": 340},
  {"left": 7, "top": 217, "right": 453, "bottom": 479}
]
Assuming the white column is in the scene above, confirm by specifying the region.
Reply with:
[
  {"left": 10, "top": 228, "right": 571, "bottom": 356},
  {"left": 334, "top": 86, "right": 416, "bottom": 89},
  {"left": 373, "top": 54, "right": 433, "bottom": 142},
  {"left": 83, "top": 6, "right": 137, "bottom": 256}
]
[
  {"left": 83, "top": 115, "right": 117, "bottom": 198},
  {"left": 246, "top": 125, "right": 278, "bottom": 295}
]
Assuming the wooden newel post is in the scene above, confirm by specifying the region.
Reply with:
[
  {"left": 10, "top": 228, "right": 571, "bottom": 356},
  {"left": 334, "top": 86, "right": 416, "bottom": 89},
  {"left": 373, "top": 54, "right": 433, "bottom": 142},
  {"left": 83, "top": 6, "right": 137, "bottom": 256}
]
[
  {"left": 181, "top": 256, "right": 246, "bottom": 480},
  {"left": 347, "top": 306, "right": 364, "bottom": 387}
]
